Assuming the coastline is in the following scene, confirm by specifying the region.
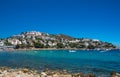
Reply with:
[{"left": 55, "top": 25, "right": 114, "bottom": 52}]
[
  {"left": 13, "top": 48, "right": 119, "bottom": 51},
  {"left": 0, "top": 47, "right": 119, "bottom": 52},
  {"left": 0, "top": 67, "right": 120, "bottom": 77}
]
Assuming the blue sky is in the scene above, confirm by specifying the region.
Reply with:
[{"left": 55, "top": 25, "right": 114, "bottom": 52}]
[{"left": 0, "top": 0, "right": 120, "bottom": 45}]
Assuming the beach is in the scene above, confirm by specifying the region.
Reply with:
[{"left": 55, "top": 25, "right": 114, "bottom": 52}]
[{"left": 0, "top": 67, "right": 120, "bottom": 77}]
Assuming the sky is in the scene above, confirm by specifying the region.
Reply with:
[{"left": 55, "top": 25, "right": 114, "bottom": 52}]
[{"left": 0, "top": 0, "right": 120, "bottom": 46}]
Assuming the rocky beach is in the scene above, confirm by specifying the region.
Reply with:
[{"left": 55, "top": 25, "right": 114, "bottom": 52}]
[{"left": 0, "top": 67, "right": 120, "bottom": 77}]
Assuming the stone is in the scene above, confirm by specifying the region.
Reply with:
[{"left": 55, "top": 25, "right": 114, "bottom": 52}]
[
  {"left": 22, "top": 68, "right": 29, "bottom": 73},
  {"left": 111, "top": 71, "right": 116, "bottom": 76},
  {"left": 47, "top": 76, "right": 52, "bottom": 77},
  {"left": 2, "top": 70, "right": 7, "bottom": 74},
  {"left": 111, "top": 72, "right": 120, "bottom": 77},
  {"left": 77, "top": 73, "right": 84, "bottom": 77},
  {"left": 59, "top": 74, "right": 72, "bottom": 77},
  {"left": 41, "top": 72, "right": 47, "bottom": 76},
  {"left": 0, "top": 69, "right": 2, "bottom": 74},
  {"left": 72, "top": 73, "right": 84, "bottom": 77},
  {"left": 110, "top": 71, "right": 117, "bottom": 77},
  {"left": 16, "top": 75, "right": 21, "bottom": 77},
  {"left": 41, "top": 72, "right": 47, "bottom": 77},
  {"left": 40, "top": 75, "right": 47, "bottom": 77},
  {"left": 53, "top": 74, "right": 59, "bottom": 77},
  {"left": 116, "top": 73, "right": 120, "bottom": 76},
  {"left": 85, "top": 74, "right": 95, "bottom": 77}
]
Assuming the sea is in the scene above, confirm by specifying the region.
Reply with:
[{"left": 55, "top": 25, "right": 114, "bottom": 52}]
[{"left": 0, "top": 50, "right": 120, "bottom": 76}]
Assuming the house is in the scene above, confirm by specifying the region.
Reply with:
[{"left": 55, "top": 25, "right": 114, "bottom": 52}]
[
  {"left": 8, "top": 39, "right": 22, "bottom": 45},
  {"left": 26, "top": 31, "right": 42, "bottom": 36},
  {"left": 0, "top": 41, "right": 4, "bottom": 46},
  {"left": 82, "top": 38, "right": 91, "bottom": 42},
  {"left": 69, "top": 39, "right": 80, "bottom": 43},
  {"left": 84, "top": 42, "right": 89, "bottom": 47}
]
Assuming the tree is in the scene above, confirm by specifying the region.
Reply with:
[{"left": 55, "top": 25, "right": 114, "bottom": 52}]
[
  {"left": 57, "top": 43, "right": 65, "bottom": 48},
  {"left": 69, "top": 43, "right": 77, "bottom": 48},
  {"left": 87, "top": 45, "right": 95, "bottom": 49},
  {"left": 77, "top": 45, "right": 86, "bottom": 48},
  {"left": 26, "top": 43, "right": 31, "bottom": 48},
  {"left": 4, "top": 40, "right": 12, "bottom": 46},
  {"left": 44, "top": 44, "right": 50, "bottom": 48},
  {"left": 34, "top": 42, "right": 44, "bottom": 48}
]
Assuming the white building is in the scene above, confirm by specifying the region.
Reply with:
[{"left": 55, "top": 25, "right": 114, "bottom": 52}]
[
  {"left": 26, "top": 31, "right": 42, "bottom": 36},
  {"left": 22, "top": 40, "right": 27, "bottom": 44},
  {"left": 0, "top": 41, "right": 4, "bottom": 46},
  {"left": 13, "top": 34, "right": 25, "bottom": 38},
  {"left": 48, "top": 41, "right": 57, "bottom": 46},
  {"left": 69, "top": 39, "right": 80, "bottom": 43},
  {"left": 84, "top": 42, "right": 89, "bottom": 47},
  {"left": 8, "top": 39, "right": 22, "bottom": 45},
  {"left": 82, "top": 38, "right": 91, "bottom": 42}
]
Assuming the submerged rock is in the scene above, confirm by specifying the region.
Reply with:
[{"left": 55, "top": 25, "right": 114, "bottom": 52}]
[
  {"left": 85, "top": 74, "right": 95, "bottom": 77},
  {"left": 110, "top": 71, "right": 120, "bottom": 77}
]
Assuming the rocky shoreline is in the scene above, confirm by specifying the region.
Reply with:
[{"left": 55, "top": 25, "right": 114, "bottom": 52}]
[{"left": 0, "top": 67, "right": 120, "bottom": 77}]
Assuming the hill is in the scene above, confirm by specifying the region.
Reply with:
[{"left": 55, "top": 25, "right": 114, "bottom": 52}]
[{"left": 0, "top": 31, "right": 116, "bottom": 50}]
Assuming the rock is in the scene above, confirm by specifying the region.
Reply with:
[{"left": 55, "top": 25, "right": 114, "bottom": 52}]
[
  {"left": 110, "top": 72, "right": 120, "bottom": 77},
  {"left": 9, "top": 69, "right": 14, "bottom": 72},
  {"left": 47, "top": 76, "right": 52, "bottom": 77},
  {"left": 41, "top": 72, "right": 47, "bottom": 75},
  {"left": 0, "top": 69, "right": 2, "bottom": 74},
  {"left": 85, "top": 74, "right": 95, "bottom": 77},
  {"left": 72, "top": 73, "right": 84, "bottom": 77},
  {"left": 116, "top": 73, "right": 120, "bottom": 76},
  {"left": 2, "top": 73, "right": 12, "bottom": 77},
  {"left": 0, "top": 67, "right": 42, "bottom": 77},
  {"left": 59, "top": 74, "right": 72, "bottom": 77},
  {"left": 53, "top": 74, "right": 59, "bottom": 77},
  {"left": 22, "top": 68, "right": 29, "bottom": 73},
  {"left": 111, "top": 71, "right": 117, "bottom": 77},
  {"left": 63, "top": 70, "right": 68, "bottom": 74},
  {"left": 41, "top": 72, "right": 47, "bottom": 77},
  {"left": 18, "top": 70, "right": 22, "bottom": 74},
  {"left": 2, "top": 70, "right": 7, "bottom": 74},
  {"left": 111, "top": 71, "right": 116, "bottom": 75},
  {"left": 16, "top": 75, "right": 21, "bottom": 77},
  {"left": 40, "top": 75, "right": 47, "bottom": 77}
]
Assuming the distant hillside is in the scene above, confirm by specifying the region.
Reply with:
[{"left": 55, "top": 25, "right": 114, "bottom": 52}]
[{"left": 0, "top": 31, "right": 116, "bottom": 50}]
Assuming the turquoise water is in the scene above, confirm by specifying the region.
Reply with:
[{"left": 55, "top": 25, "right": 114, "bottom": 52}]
[{"left": 0, "top": 50, "right": 120, "bottom": 76}]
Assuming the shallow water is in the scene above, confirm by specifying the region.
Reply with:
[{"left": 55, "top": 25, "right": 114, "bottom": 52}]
[{"left": 0, "top": 50, "right": 120, "bottom": 76}]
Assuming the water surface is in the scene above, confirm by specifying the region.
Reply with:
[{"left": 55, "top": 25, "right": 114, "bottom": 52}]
[{"left": 0, "top": 50, "right": 120, "bottom": 76}]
